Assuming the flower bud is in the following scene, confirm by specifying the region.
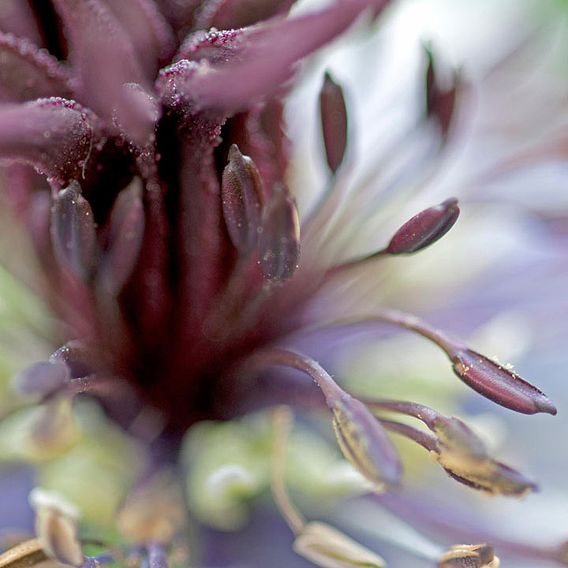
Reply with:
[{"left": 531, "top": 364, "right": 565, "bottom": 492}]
[
  {"left": 438, "top": 544, "right": 500, "bottom": 568},
  {"left": 222, "top": 144, "right": 265, "bottom": 253},
  {"left": 51, "top": 181, "right": 97, "bottom": 281},
  {"left": 29, "top": 488, "right": 84, "bottom": 567},
  {"left": 258, "top": 184, "right": 300, "bottom": 283},
  {"left": 319, "top": 72, "right": 348, "bottom": 173},
  {"left": 331, "top": 394, "right": 401, "bottom": 490},
  {"left": 432, "top": 416, "right": 537, "bottom": 497},
  {"left": 293, "top": 522, "right": 385, "bottom": 568},
  {"left": 385, "top": 198, "right": 459, "bottom": 255},
  {"left": 451, "top": 349, "right": 556, "bottom": 415}
]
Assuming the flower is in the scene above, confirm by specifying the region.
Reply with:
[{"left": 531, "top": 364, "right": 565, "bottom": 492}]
[{"left": 0, "top": 0, "right": 565, "bottom": 567}]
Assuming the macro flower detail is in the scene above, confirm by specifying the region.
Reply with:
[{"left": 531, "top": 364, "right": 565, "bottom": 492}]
[{"left": 0, "top": 1, "right": 565, "bottom": 567}]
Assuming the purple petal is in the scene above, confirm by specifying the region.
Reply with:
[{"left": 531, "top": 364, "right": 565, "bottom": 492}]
[
  {"left": 50, "top": 181, "right": 97, "bottom": 281},
  {"left": 0, "top": 0, "right": 43, "bottom": 46},
  {"left": 162, "top": 0, "right": 392, "bottom": 112},
  {"left": 319, "top": 72, "right": 348, "bottom": 173},
  {"left": 385, "top": 198, "right": 460, "bottom": 254},
  {"left": 12, "top": 361, "right": 70, "bottom": 398},
  {"left": 0, "top": 98, "right": 96, "bottom": 185},
  {"left": 258, "top": 184, "right": 300, "bottom": 283},
  {"left": 101, "top": 0, "right": 176, "bottom": 76},
  {"left": 52, "top": 0, "right": 155, "bottom": 143},
  {"left": 99, "top": 180, "right": 145, "bottom": 295},
  {"left": 451, "top": 349, "right": 557, "bottom": 415},
  {"left": 113, "top": 83, "right": 161, "bottom": 146},
  {"left": 0, "top": 33, "right": 72, "bottom": 102},
  {"left": 222, "top": 145, "right": 265, "bottom": 254},
  {"left": 176, "top": 28, "right": 245, "bottom": 65},
  {"left": 194, "top": 0, "right": 295, "bottom": 31}
]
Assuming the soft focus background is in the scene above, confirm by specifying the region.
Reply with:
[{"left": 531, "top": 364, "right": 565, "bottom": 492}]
[{"left": 1, "top": 0, "right": 568, "bottom": 567}]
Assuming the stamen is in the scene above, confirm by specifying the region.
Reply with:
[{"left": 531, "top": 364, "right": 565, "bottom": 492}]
[
  {"left": 222, "top": 144, "right": 265, "bottom": 254},
  {"left": 438, "top": 544, "right": 499, "bottom": 568},
  {"left": 366, "top": 398, "right": 537, "bottom": 497},
  {"left": 305, "top": 309, "right": 556, "bottom": 415},
  {"left": 424, "top": 44, "right": 461, "bottom": 141},
  {"left": 377, "top": 418, "right": 439, "bottom": 452},
  {"left": 258, "top": 184, "right": 300, "bottom": 283},
  {"left": 250, "top": 349, "right": 402, "bottom": 489},
  {"left": 319, "top": 72, "right": 348, "bottom": 174},
  {"left": 271, "top": 408, "right": 387, "bottom": 568},
  {"left": 0, "top": 539, "right": 47, "bottom": 568},
  {"left": 271, "top": 406, "right": 306, "bottom": 535},
  {"left": 29, "top": 488, "right": 84, "bottom": 567},
  {"left": 327, "top": 198, "right": 460, "bottom": 276},
  {"left": 51, "top": 181, "right": 97, "bottom": 282}
]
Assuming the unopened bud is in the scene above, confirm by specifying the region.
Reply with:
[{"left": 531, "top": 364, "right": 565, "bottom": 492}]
[
  {"left": 319, "top": 72, "right": 348, "bottom": 173},
  {"left": 386, "top": 198, "right": 459, "bottom": 255},
  {"left": 222, "top": 145, "right": 264, "bottom": 253},
  {"left": 438, "top": 544, "right": 499, "bottom": 568},
  {"left": 29, "top": 488, "right": 84, "bottom": 567},
  {"left": 331, "top": 394, "right": 401, "bottom": 490},
  {"left": 432, "top": 416, "right": 537, "bottom": 497},
  {"left": 51, "top": 181, "right": 97, "bottom": 281},
  {"left": 117, "top": 471, "right": 186, "bottom": 544},
  {"left": 258, "top": 184, "right": 300, "bottom": 283},
  {"left": 451, "top": 349, "right": 556, "bottom": 415},
  {"left": 293, "top": 522, "right": 385, "bottom": 568}
]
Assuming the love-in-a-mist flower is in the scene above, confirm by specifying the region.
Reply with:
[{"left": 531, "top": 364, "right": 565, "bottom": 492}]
[{"left": 0, "top": 1, "right": 564, "bottom": 567}]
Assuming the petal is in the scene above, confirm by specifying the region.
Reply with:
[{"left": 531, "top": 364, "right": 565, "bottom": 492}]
[
  {"left": 0, "top": 98, "right": 96, "bottom": 185},
  {"left": 164, "top": 0, "right": 392, "bottom": 113},
  {"left": 52, "top": 0, "right": 155, "bottom": 143},
  {"left": 12, "top": 361, "right": 70, "bottom": 398},
  {"left": 101, "top": 0, "right": 176, "bottom": 76},
  {"left": 0, "top": 32, "right": 72, "bottom": 102},
  {"left": 0, "top": 0, "right": 43, "bottom": 46},
  {"left": 194, "top": 0, "right": 295, "bottom": 30}
]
